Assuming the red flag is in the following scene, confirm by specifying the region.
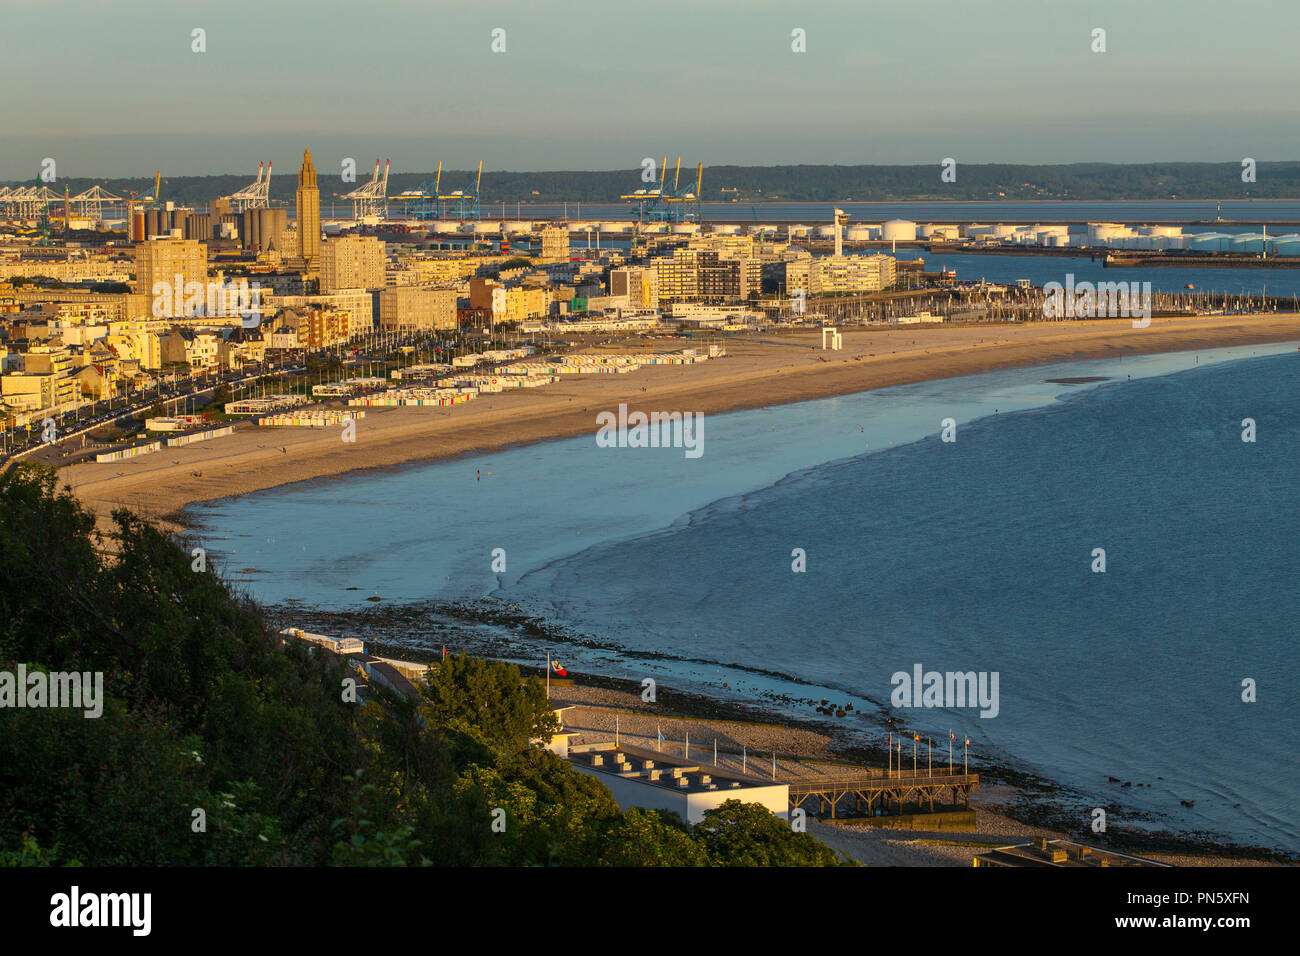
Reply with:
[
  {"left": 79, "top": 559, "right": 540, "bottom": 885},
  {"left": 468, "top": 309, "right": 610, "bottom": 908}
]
[
  {"left": 913, "top": 733, "right": 921, "bottom": 742},
  {"left": 950, "top": 730, "right": 956, "bottom": 741}
]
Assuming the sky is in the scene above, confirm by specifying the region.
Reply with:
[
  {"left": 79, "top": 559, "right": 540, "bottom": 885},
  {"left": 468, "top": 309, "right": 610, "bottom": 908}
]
[{"left": 2, "top": 0, "right": 1298, "bottom": 179}]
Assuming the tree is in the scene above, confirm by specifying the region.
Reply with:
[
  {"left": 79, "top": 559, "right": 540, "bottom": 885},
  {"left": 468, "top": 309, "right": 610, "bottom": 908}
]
[
  {"left": 692, "top": 800, "right": 853, "bottom": 867},
  {"left": 419, "top": 653, "right": 558, "bottom": 754}
]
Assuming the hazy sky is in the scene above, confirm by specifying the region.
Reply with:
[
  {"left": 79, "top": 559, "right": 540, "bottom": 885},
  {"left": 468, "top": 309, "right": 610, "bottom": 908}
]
[{"left": 2, "top": 0, "right": 1297, "bottom": 179}]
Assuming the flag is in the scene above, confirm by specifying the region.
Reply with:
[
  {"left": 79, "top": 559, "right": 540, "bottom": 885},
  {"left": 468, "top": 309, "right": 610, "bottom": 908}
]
[
  {"left": 964, "top": 737, "right": 971, "bottom": 746},
  {"left": 550, "top": 660, "right": 567, "bottom": 677},
  {"left": 950, "top": 730, "right": 956, "bottom": 741},
  {"left": 913, "top": 733, "right": 921, "bottom": 742}
]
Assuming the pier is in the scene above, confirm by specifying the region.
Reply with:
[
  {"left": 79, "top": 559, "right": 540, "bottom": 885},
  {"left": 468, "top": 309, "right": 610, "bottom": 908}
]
[{"left": 786, "top": 770, "right": 979, "bottom": 820}]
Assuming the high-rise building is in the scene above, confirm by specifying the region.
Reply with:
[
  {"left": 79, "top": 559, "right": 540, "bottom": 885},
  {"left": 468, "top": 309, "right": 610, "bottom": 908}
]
[
  {"left": 135, "top": 238, "right": 207, "bottom": 317},
  {"left": 320, "top": 236, "right": 385, "bottom": 292},
  {"left": 296, "top": 146, "right": 321, "bottom": 270}
]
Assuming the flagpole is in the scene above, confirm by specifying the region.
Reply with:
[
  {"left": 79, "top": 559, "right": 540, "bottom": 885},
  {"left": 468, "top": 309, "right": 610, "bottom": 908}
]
[
  {"left": 743, "top": 746, "right": 747, "bottom": 774},
  {"left": 964, "top": 738, "right": 969, "bottom": 775},
  {"left": 546, "top": 651, "right": 550, "bottom": 699},
  {"left": 615, "top": 715, "right": 619, "bottom": 748},
  {"left": 948, "top": 732, "right": 953, "bottom": 774},
  {"left": 928, "top": 737, "right": 932, "bottom": 777},
  {"left": 913, "top": 735, "right": 917, "bottom": 775},
  {"left": 888, "top": 732, "right": 893, "bottom": 778},
  {"left": 713, "top": 738, "right": 717, "bottom": 766},
  {"left": 685, "top": 732, "right": 689, "bottom": 761}
]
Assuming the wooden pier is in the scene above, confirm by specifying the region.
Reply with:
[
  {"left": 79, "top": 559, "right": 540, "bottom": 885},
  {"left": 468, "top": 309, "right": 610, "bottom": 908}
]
[{"left": 787, "top": 770, "right": 979, "bottom": 820}]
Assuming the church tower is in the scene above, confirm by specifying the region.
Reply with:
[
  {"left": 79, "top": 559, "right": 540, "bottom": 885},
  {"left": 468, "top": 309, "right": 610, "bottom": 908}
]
[{"left": 296, "top": 146, "right": 320, "bottom": 270}]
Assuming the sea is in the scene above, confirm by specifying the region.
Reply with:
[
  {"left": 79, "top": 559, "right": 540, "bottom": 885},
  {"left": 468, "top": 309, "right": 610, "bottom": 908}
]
[
  {"left": 190, "top": 341, "right": 1300, "bottom": 854},
  {"left": 482, "top": 200, "right": 1300, "bottom": 224}
]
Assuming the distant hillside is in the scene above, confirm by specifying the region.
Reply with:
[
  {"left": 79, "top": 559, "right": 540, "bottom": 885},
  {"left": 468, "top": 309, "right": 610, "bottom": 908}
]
[{"left": 6, "top": 163, "right": 1300, "bottom": 207}]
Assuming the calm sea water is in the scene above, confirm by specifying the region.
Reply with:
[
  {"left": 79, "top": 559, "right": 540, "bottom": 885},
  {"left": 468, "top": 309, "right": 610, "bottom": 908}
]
[
  {"left": 485, "top": 200, "right": 1300, "bottom": 224},
  {"left": 191, "top": 342, "right": 1300, "bottom": 852},
  {"left": 890, "top": 249, "right": 1300, "bottom": 298}
]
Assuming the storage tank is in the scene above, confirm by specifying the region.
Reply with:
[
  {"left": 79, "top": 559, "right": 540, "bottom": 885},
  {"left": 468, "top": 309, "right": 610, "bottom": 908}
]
[
  {"left": 1231, "top": 234, "right": 1265, "bottom": 253},
  {"left": 964, "top": 224, "right": 994, "bottom": 239},
  {"left": 920, "top": 223, "right": 959, "bottom": 238},
  {"left": 1190, "top": 233, "right": 1227, "bottom": 252},
  {"left": 1088, "top": 222, "right": 1127, "bottom": 244},
  {"left": 787, "top": 224, "right": 810, "bottom": 238},
  {"left": 816, "top": 225, "right": 838, "bottom": 238},
  {"left": 432, "top": 221, "right": 459, "bottom": 233},
  {"left": 711, "top": 224, "right": 740, "bottom": 235},
  {"left": 882, "top": 219, "right": 917, "bottom": 241},
  {"left": 845, "top": 226, "right": 874, "bottom": 241},
  {"left": 670, "top": 223, "right": 700, "bottom": 234}
]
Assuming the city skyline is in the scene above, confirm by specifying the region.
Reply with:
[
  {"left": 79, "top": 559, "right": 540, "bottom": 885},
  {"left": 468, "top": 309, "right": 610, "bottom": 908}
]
[{"left": 3, "top": 0, "right": 1299, "bottom": 178}]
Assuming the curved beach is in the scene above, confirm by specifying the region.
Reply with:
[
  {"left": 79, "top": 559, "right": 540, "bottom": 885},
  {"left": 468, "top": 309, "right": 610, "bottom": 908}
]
[{"left": 58, "top": 315, "right": 1300, "bottom": 526}]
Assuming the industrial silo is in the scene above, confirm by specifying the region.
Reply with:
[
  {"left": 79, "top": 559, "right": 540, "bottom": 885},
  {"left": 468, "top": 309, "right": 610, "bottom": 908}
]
[{"left": 883, "top": 219, "right": 918, "bottom": 241}]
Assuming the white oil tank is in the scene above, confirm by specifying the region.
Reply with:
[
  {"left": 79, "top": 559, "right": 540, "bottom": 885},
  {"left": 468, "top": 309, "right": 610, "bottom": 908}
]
[{"left": 882, "top": 219, "right": 917, "bottom": 241}]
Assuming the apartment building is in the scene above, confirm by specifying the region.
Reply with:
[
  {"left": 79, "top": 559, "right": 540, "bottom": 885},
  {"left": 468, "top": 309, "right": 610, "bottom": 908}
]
[
  {"left": 136, "top": 238, "right": 208, "bottom": 316},
  {"left": 609, "top": 266, "right": 660, "bottom": 310},
  {"left": 377, "top": 286, "right": 458, "bottom": 331},
  {"left": 785, "top": 253, "right": 896, "bottom": 296},
  {"left": 320, "top": 236, "right": 385, "bottom": 293},
  {"left": 269, "top": 290, "right": 373, "bottom": 332},
  {"left": 539, "top": 226, "right": 570, "bottom": 262},
  {"left": 268, "top": 306, "right": 352, "bottom": 349}
]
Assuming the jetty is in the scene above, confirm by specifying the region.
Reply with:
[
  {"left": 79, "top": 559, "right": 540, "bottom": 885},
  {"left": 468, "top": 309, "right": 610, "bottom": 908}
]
[{"left": 786, "top": 769, "right": 979, "bottom": 820}]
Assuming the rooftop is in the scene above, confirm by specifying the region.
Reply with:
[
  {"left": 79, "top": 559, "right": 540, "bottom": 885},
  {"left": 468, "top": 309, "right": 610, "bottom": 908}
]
[{"left": 569, "top": 741, "right": 781, "bottom": 795}]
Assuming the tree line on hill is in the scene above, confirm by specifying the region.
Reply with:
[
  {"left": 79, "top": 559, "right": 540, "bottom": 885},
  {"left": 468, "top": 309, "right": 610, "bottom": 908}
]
[
  {"left": 0, "top": 466, "right": 849, "bottom": 867},
  {"left": 7, "top": 163, "right": 1299, "bottom": 209}
]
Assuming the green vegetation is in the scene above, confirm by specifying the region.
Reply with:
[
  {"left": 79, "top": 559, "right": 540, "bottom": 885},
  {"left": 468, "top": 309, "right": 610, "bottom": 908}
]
[{"left": 0, "top": 466, "right": 850, "bottom": 867}]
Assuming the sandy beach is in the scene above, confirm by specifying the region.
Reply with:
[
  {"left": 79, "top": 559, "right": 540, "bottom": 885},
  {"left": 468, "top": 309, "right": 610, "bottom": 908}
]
[{"left": 55, "top": 315, "right": 1300, "bottom": 528}]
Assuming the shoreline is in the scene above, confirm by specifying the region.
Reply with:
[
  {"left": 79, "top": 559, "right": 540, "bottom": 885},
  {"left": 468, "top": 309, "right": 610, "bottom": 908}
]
[
  {"left": 57, "top": 316, "right": 1300, "bottom": 528},
  {"left": 271, "top": 601, "right": 1296, "bottom": 866}
]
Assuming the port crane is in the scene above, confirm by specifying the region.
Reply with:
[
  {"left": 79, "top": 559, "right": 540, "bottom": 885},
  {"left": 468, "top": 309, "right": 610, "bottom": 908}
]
[{"left": 437, "top": 160, "right": 482, "bottom": 221}]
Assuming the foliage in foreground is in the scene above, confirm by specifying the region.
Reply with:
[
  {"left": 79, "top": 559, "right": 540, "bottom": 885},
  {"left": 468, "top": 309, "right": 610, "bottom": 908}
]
[{"left": 0, "top": 466, "right": 849, "bottom": 867}]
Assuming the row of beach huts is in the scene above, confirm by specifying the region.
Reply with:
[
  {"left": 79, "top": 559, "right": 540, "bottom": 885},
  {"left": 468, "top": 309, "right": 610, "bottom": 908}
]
[
  {"left": 346, "top": 347, "right": 724, "bottom": 410},
  {"left": 94, "top": 425, "right": 236, "bottom": 463}
]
